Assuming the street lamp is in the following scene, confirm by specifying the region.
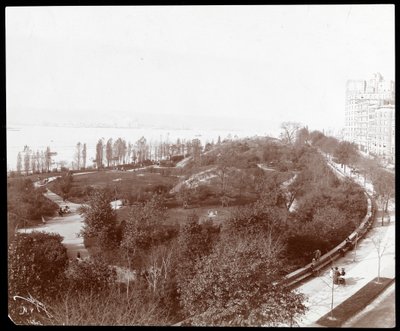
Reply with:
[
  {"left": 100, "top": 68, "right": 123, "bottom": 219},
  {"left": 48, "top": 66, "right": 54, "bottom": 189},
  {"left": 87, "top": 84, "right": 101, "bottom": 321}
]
[{"left": 353, "top": 232, "right": 359, "bottom": 262}]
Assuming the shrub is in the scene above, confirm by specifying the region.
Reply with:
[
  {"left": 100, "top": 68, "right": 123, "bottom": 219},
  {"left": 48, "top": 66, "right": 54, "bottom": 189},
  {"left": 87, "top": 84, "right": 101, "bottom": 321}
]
[
  {"left": 65, "top": 254, "right": 117, "bottom": 294},
  {"left": 8, "top": 232, "right": 69, "bottom": 301}
]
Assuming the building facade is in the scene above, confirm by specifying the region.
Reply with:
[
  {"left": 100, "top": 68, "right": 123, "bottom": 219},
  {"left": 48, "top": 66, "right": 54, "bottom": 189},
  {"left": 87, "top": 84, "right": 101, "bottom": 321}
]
[{"left": 344, "top": 73, "right": 395, "bottom": 162}]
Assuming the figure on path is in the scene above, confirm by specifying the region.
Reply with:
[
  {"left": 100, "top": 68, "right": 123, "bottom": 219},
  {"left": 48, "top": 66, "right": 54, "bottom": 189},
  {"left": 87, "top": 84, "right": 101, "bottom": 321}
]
[{"left": 314, "top": 249, "right": 321, "bottom": 261}]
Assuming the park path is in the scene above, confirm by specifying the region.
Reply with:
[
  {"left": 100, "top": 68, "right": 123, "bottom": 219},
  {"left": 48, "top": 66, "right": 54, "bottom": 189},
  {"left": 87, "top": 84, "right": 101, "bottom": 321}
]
[
  {"left": 19, "top": 188, "right": 89, "bottom": 260},
  {"left": 294, "top": 157, "right": 395, "bottom": 327},
  {"left": 21, "top": 178, "right": 135, "bottom": 282}
]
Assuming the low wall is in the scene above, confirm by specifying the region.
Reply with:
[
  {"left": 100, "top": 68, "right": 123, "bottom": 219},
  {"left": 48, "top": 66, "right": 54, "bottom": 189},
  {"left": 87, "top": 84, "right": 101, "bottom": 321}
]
[{"left": 281, "top": 192, "right": 376, "bottom": 289}]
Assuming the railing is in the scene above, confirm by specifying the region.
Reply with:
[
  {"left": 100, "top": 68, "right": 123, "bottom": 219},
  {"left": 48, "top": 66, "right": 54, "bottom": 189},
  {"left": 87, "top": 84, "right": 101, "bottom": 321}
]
[{"left": 280, "top": 192, "right": 376, "bottom": 290}]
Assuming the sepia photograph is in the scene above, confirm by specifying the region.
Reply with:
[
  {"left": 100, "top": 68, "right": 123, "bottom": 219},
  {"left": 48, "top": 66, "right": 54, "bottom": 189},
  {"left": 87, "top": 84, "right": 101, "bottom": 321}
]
[{"left": 6, "top": 4, "right": 395, "bottom": 326}]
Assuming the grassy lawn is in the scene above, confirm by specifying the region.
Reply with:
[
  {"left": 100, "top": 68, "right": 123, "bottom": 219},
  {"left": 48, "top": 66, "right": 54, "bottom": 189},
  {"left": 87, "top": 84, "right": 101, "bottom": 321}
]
[
  {"left": 49, "top": 170, "right": 179, "bottom": 203},
  {"left": 317, "top": 277, "right": 394, "bottom": 327}
]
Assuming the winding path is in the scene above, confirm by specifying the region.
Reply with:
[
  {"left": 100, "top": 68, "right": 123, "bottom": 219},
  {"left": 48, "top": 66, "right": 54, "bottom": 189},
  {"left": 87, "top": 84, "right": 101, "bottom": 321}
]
[{"left": 19, "top": 188, "right": 88, "bottom": 260}]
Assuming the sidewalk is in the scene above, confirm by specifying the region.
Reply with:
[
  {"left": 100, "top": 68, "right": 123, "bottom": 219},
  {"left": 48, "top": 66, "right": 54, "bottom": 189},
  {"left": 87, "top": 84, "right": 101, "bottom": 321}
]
[{"left": 294, "top": 157, "right": 395, "bottom": 327}]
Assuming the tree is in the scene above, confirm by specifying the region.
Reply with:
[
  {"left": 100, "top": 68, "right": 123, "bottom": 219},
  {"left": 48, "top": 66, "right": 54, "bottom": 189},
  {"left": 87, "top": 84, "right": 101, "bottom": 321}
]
[
  {"left": 121, "top": 194, "right": 167, "bottom": 252},
  {"left": 192, "top": 138, "right": 202, "bottom": 164},
  {"left": 106, "top": 138, "right": 113, "bottom": 167},
  {"left": 75, "top": 142, "right": 82, "bottom": 170},
  {"left": 371, "top": 233, "right": 389, "bottom": 283},
  {"left": 295, "top": 127, "right": 310, "bottom": 146},
  {"left": 57, "top": 172, "right": 73, "bottom": 200},
  {"left": 16, "top": 152, "right": 22, "bottom": 175},
  {"left": 280, "top": 122, "right": 302, "bottom": 145},
  {"left": 8, "top": 232, "right": 69, "bottom": 302},
  {"left": 30, "top": 152, "right": 37, "bottom": 174},
  {"left": 23, "top": 148, "right": 31, "bottom": 175},
  {"left": 82, "top": 143, "right": 87, "bottom": 169},
  {"left": 215, "top": 149, "right": 237, "bottom": 203},
  {"left": 373, "top": 170, "right": 394, "bottom": 225},
  {"left": 334, "top": 141, "right": 358, "bottom": 173},
  {"left": 135, "top": 136, "right": 147, "bottom": 164},
  {"left": 179, "top": 230, "right": 306, "bottom": 326},
  {"left": 36, "top": 151, "right": 41, "bottom": 173},
  {"left": 176, "top": 213, "right": 218, "bottom": 306},
  {"left": 80, "top": 189, "right": 118, "bottom": 250},
  {"left": 95, "top": 139, "right": 104, "bottom": 169},
  {"left": 45, "top": 146, "right": 52, "bottom": 172}
]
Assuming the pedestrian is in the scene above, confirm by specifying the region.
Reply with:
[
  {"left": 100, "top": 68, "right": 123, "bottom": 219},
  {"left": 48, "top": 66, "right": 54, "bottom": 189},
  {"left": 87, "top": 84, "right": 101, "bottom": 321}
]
[
  {"left": 310, "top": 258, "right": 317, "bottom": 276},
  {"left": 314, "top": 249, "right": 321, "bottom": 261},
  {"left": 76, "top": 251, "right": 81, "bottom": 261},
  {"left": 333, "top": 267, "right": 340, "bottom": 285},
  {"left": 339, "top": 268, "right": 346, "bottom": 285}
]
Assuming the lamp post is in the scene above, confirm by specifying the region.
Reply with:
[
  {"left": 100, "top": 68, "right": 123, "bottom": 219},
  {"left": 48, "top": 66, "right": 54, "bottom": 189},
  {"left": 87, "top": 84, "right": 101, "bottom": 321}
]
[{"left": 353, "top": 232, "right": 359, "bottom": 262}]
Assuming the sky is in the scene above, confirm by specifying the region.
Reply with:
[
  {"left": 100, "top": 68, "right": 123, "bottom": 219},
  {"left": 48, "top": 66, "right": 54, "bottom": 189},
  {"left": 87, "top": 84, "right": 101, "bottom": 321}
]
[{"left": 6, "top": 5, "right": 395, "bottom": 133}]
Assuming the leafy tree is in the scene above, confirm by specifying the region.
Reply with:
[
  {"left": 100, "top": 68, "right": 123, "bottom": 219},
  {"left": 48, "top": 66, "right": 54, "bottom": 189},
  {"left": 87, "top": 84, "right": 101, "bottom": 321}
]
[
  {"left": 179, "top": 231, "right": 306, "bottom": 326},
  {"left": 373, "top": 169, "right": 394, "bottom": 224},
  {"left": 56, "top": 171, "right": 73, "bottom": 200},
  {"left": 334, "top": 141, "right": 358, "bottom": 172},
  {"left": 175, "top": 213, "right": 219, "bottom": 312},
  {"left": 8, "top": 232, "right": 69, "bottom": 301},
  {"left": 121, "top": 194, "right": 168, "bottom": 252},
  {"left": 80, "top": 189, "right": 118, "bottom": 250}
]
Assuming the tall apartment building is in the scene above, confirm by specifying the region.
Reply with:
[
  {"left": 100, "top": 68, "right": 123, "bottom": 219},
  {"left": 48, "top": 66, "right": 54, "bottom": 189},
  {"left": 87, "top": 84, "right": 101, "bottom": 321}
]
[{"left": 344, "top": 73, "right": 395, "bottom": 162}]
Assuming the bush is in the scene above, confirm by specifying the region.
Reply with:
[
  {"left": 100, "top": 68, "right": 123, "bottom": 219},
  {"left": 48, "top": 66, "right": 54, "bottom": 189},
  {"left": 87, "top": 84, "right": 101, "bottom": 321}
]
[
  {"left": 8, "top": 232, "right": 69, "bottom": 301},
  {"left": 65, "top": 255, "right": 117, "bottom": 294}
]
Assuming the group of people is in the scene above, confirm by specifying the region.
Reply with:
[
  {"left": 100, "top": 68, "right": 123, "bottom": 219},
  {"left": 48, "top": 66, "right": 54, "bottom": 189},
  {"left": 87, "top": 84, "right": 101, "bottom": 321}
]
[
  {"left": 330, "top": 266, "right": 346, "bottom": 285},
  {"left": 58, "top": 205, "right": 70, "bottom": 216}
]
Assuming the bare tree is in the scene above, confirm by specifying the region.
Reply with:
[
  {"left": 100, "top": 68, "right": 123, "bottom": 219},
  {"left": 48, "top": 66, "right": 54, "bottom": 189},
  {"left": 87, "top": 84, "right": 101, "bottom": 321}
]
[
  {"left": 82, "top": 143, "right": 87, "bottom": 169},
  {"left": 23, "top": 147, "right": 31, "bottom": 175},
  {"left": 371, "top": 232, "right": 389, "bottom": 283},
  {"left": 75, "top": 142, "right": 82, "bottom": 170},
  {"left": 31, "top": 152, "right": 37, "bottom": 174},
  {"left": 16, "top": 152, "right": 22, "bottom": 175},
  {"left": 45, "top": 146, "right": 52, "bottom": 172},
  {"left": 106, "top": 138, "right": 113, "bottom": 167},
  {"left": 280, "top": 121, "right": 302, "bottom": 145},
  {"left": 96, "top": 139, "right": 104, "bottom": 169}
]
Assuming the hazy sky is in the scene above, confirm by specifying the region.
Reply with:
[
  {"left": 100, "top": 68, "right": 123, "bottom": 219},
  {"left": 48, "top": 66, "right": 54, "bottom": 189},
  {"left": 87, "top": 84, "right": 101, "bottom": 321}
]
[{"left": 6, "top": 5, "right": 395, "bottom": 132}]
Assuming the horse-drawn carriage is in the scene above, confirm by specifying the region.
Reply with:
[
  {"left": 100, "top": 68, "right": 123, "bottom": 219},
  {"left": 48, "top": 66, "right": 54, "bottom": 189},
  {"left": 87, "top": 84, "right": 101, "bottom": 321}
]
[{"left": 58, "top": 205, "right": 70, "bottom": 216}]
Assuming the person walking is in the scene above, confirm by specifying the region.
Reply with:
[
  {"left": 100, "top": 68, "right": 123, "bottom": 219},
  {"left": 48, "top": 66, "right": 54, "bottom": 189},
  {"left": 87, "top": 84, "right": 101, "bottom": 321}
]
[{"left": 314, "top": 249, "right": 321, "bottom": 261}]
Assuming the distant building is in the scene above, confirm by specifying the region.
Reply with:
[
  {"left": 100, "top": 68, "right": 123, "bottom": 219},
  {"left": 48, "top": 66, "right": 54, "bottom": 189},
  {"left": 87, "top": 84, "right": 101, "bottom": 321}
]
[
  {"left": 368, "top": 105, "right": 395, "bottom": 161},
  {"left": 344, "top": 73, "right": 395, "bottom": 162}
]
